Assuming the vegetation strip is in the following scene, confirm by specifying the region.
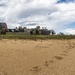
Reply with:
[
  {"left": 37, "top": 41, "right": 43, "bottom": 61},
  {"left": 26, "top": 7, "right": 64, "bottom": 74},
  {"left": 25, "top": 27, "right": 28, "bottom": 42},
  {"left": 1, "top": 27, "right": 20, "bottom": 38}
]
[{"left": 0, "top": 34, "right": 75, "bottom": 40}]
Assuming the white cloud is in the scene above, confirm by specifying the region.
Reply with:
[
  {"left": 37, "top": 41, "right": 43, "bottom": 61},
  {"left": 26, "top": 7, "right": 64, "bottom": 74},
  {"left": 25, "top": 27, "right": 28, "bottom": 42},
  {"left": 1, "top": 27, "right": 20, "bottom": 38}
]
[
  {"left": 0, "top": 0, "right": 75, "bottom": 34},
  {"left": 63, "top": 28, "right": 75, "bottom": 35},
  {"left": 0, "top": 0, "right": 57, "bottom": 27}
]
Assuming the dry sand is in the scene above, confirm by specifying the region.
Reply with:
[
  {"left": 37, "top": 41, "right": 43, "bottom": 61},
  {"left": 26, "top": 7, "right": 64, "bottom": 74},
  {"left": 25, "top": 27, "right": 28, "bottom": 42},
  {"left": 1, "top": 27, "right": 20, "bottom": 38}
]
[{"left": 0, "top": 39, "right": 75, "bottom": 75}]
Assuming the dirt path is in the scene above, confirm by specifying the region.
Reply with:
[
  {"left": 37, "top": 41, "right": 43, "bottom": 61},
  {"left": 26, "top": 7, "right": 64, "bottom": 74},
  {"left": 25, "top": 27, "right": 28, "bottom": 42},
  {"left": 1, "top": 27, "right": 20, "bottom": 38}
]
[{"left": 0, "top": 39, "right": 75, "bottom": 75}]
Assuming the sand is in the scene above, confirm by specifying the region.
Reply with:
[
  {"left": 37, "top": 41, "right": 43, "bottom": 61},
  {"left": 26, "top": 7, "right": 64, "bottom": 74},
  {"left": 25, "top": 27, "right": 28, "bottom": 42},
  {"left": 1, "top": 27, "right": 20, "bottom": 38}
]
[{"left": 0, "top": 39, "right": 75, "bottom": 75}]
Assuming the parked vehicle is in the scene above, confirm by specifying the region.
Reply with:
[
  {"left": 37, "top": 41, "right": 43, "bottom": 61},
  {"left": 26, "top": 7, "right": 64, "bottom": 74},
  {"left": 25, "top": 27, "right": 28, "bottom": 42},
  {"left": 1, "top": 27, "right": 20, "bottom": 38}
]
[{"left": 0, "top": 22, "right": 7, "bottom": 34}]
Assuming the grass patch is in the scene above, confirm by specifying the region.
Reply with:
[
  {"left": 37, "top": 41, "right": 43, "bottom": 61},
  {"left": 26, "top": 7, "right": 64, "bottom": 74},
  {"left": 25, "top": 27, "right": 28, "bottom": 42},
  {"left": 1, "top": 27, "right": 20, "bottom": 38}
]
[{"left": 0, "top": 33, "right": 75, "bottom": 40}]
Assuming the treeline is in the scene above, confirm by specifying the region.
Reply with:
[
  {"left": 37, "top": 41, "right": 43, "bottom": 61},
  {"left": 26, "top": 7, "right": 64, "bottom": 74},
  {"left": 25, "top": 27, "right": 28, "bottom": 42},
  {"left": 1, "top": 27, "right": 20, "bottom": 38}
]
[{"left": 7, "top": 26, "right": 56, "bottom": 35}]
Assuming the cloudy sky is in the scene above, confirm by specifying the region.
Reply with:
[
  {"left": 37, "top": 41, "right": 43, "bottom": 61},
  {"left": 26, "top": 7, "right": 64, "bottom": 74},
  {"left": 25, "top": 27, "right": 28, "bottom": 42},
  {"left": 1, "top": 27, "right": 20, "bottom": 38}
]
[{"left": 0, "top": 0, "right": 75, "bottom": 34}]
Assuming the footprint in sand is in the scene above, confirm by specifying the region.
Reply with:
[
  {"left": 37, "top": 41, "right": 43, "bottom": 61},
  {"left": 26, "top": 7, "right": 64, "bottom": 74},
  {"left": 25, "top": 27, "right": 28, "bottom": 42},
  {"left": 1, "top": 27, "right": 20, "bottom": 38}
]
[
  {"left": 61, "top": 50, "right": 69, "bottom": 56},
  {"left": 63, "top": 50, "right": 68, "bottom": 53},
  {"left": 30, "top": 66, "right": 41, "bottom": 72},
  {"left": 61, "top": 53, "right": 68, "bottom": 56},
  {"left": 54, "top": 56, "right": 63, "bottom": 60},
  {"left": 45, "top": 61, "right": 49, "bottom": 66},
  {"left": 44, "top": 60, "right": 54, "bottom": 67}
]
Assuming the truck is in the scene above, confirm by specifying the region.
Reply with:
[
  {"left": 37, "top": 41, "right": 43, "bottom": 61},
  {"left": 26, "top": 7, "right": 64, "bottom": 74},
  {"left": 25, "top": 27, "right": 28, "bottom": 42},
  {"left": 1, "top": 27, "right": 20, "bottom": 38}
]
[{"left": 0, "top": 22, "right": 7, "bottom": 34}]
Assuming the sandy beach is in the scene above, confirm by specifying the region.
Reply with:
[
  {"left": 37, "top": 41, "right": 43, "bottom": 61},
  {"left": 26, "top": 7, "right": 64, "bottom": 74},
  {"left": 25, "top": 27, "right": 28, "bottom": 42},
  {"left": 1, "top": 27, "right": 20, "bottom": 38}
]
[{"left": 0, "top": 39, "right": 75, "bottom": 75}]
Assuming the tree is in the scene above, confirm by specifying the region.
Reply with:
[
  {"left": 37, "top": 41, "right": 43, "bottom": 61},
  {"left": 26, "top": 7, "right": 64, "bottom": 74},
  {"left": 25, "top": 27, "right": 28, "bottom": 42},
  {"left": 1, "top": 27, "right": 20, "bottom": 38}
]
[
  {"left": 57, "top": 32, "right": 65, "bottom": 35},
  {"left": 50, "top": 29, "right": 56, "bottom": 35}
]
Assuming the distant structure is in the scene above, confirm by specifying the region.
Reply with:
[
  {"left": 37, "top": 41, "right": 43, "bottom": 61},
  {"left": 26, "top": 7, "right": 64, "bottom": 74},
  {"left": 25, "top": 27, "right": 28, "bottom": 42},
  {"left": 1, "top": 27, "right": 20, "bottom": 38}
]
[
  {"left": 8, "top": 26, "right": 56, "bottom": 35},
  {"left": 58, "top": 32, "right": 65, "bottom": 35},
  {"left": 0, "top": 22, "right": 7, "bottom": 34}
]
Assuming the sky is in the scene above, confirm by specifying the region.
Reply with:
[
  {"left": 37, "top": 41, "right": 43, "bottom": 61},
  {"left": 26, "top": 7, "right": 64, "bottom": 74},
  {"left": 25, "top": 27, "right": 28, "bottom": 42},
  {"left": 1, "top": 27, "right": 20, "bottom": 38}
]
[{"left": 0, "top": 0, "right": 75, "bottom": 34}]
